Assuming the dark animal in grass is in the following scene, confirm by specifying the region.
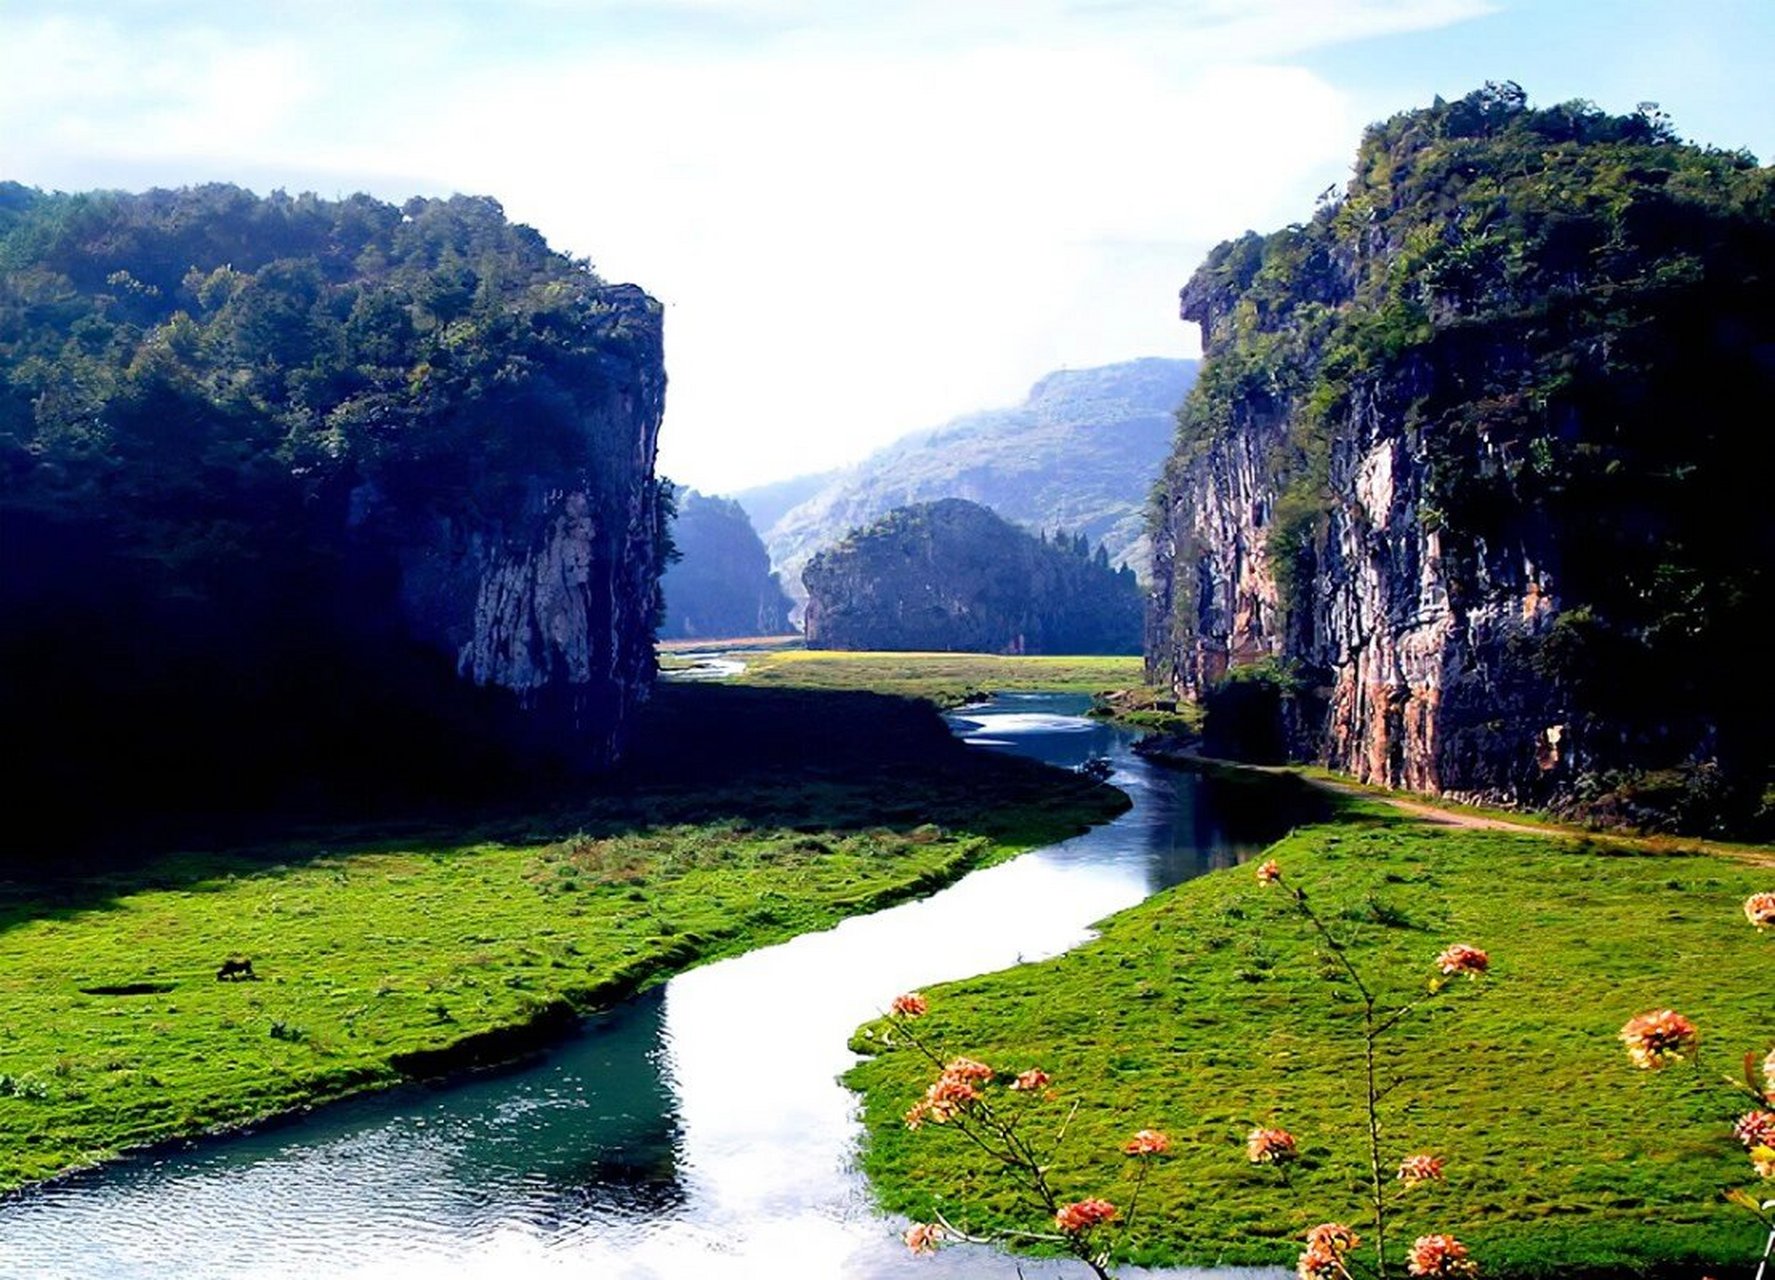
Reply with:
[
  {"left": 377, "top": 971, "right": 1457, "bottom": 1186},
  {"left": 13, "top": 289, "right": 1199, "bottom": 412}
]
[{"left": 216, "top": 957, "right": 256, "bottom": 982}]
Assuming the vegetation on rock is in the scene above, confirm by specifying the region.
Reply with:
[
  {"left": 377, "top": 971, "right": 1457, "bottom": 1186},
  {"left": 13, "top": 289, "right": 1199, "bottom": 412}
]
[
  {"left": 1146, "top": 85, "right": 1775, "bottom": 834},
  {"left": 802, "top": 498, "right": 1143, "bottom": 655},
  {"left": 0, "top": 183, "right": 668, "bottom": 848}
]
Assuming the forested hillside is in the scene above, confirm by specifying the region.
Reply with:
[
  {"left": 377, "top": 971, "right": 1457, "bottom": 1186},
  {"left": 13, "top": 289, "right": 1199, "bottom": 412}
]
[
  {"left": 803, "top": 498, "right": 1142, "bottom": 654},
  {"left": 1146, "top": 85, "right": 1775, "bottom": 833},
  {"left": 0, "top": 184, "right": 668, "bottom": 846}
]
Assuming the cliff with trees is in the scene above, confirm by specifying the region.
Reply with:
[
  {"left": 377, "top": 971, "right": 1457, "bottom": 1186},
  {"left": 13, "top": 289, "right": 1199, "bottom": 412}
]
[
  {"left": 1146, "top": 85, "right": 1775, "bottom": 833},
  {"left": 0, "top": 184, "right": 668, "bottom": 843},
  {"left": 803, "top": 498, "right": 1142, "bottom": 654}
]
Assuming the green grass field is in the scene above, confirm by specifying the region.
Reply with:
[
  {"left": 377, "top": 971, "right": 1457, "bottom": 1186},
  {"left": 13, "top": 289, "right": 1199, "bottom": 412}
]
[
  {"left": 0, "top": 684, "right": 1125, "bottom": 1192},
  {"left": 847, "top": 801, "right": 1774, "bottom": 1277},
  {"left": 733, "top": 650, "right": 1146, "bottom": 707}
]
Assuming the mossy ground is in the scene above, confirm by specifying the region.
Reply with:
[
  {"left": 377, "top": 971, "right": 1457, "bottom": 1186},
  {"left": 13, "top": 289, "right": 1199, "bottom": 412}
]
[
  {"left": 0, "top": 683, "right": 1124, "bottom": 1193},
  {"left": 733, "top": 650, "right": 1146, "bottom": 707},
  {"left": 847, "top": 800, "right": 1773, "bottom": 1277}
]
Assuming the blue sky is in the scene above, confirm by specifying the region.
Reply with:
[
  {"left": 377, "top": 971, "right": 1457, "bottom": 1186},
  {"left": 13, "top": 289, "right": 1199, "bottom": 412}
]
[{"left": 2, "top": 1, "right": 1771, "bottom": 492}]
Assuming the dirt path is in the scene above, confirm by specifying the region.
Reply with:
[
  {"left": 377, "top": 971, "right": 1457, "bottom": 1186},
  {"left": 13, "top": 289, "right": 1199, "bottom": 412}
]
[{"left": 1305, "top": 775, "right": 1775, "bottom": 868}]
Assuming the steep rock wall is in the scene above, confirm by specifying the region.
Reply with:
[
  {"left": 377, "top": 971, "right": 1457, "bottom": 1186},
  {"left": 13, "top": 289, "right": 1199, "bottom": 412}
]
[
  {"left": 1147, "top": 88, "right": 1775, "bottom": 826},
  {"left": 387, "top": 285, "right": 668, "bottom": 768}
]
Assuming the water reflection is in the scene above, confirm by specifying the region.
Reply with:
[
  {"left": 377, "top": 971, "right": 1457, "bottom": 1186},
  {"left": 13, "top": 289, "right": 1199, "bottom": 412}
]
[{"left": 0, "top": 693, "right": 1298, "bottom": 1280}]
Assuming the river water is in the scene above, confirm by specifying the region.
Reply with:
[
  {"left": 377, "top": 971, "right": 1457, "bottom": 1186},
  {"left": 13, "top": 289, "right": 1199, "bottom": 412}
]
[{"left": 0, "top": 693, "right": 1296, "bottom": 1280}]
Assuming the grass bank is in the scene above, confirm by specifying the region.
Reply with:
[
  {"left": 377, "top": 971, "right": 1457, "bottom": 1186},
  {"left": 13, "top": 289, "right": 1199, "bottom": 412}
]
[
  {"left": 847, "top": 799, "right": 1773, "bottom": 1277},
  {"left": 733, "top": 650, "right": 1145, "bottom": 707},
  {"left": 0, "top": 683, "right": 1125, "bottom": 1193}
]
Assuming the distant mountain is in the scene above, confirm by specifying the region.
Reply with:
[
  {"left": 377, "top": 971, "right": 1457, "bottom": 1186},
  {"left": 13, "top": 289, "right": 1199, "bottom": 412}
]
[
  {"left": 803, "top": 498, "right": 1142, "bottom": 654},
  {"left": 736, "top": 357, "right": 1196, "bottom": 606},
  {"left": 659, "top": 489, "right": 795, "bottom": 640},
  {"left": 728, "top": 469, "right": 841, "bottom": 537}
]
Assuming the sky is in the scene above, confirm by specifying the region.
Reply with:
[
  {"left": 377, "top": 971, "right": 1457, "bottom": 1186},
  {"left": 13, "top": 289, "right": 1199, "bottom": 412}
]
[{"left": 3, "top": 1, "right": 1772, "bottom": 493}]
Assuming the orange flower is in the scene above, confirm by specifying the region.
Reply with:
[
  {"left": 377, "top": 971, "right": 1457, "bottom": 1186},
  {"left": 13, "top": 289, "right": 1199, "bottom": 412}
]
[
  {"left": 1751, "top": 1145, "right": 1775, "bottom": 1180},
  {"left": 1398, "top": 1153, "right": 1446, "bottom": 1185},
  {"left": 1256, "top": 858, "right": 1282, "bottom": 885},
  {"left": 1406, "top": 1234, "right": 1478, "bottom": 1277},
  {"left": 1745, "top": 892, "right": 1775, "bottom": 931},
  {"left": 905, "top": 1071, "right": 986, "bottom": 1128},
  {"left": 1619, "top": 1009, "right": 1699, "bottom": 1069},
  {"left": 1304, "top": 1223, "right": 1359, "bottom": 1253},
  {"left": 942, "top": 1057, "right": 994, "bottom": 1084},
  {"left": 1124, "top": 1129, "right": 1170, "bottom": 1156},
  {"left": 1435, "top": 944, "right": 1489, "bottom": 978},
  {"left": 1298, "top": 1224, "right": 1359, "bottom": 1280},
  {"left": 1734, "top": 1110, "right": 1775, "bottom": 1151},
  {"left": 1247, "top": 1127, "right": 1298, "bottom": 1165},
  {"left": 1010, "top": 1068, "right": 1051, "bottom": 1091},
  {"left": 891, "top": 992, "right": 929, "bottom": 1018},
  {"left": 1764, "top": 1047, "right": 1775, "bottom": 1103},
  {"left": 1054, "top": 1198, "right": 1118, "bottom": 1234},
  {"left": 904, "top": 1222, "right": 944, "bottom": 1254}
]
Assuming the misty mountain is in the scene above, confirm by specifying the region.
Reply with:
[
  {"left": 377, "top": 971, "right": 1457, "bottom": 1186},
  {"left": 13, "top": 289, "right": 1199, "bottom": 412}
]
[{"left": 734, "top": 357, "right": 1196, "bottom": 605}]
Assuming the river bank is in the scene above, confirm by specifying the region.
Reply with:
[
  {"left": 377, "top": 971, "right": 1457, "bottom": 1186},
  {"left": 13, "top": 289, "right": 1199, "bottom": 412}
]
[
  {"left": 0, "top": 691, "right": 1310, "bottom": 1279},
  {"left": 847, "top": 787, "right": 1774, "bottom": 1277},
  {"left": 0, "top": 684, "right": 1125, "bottom": 1196}
]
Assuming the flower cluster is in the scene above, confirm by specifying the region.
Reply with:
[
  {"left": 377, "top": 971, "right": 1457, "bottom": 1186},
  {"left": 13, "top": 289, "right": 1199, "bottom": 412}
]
[
  {"left": 1297, "top": 1223, "right": 1359, "bottom": 1279},
  {"left": 1744, "top": 891, "right": 1775, "bottom": 931},
  {"left": 1123, "top": 1129, "right": 1170, "bottom": 1156},
  {"left": 1406, "top": 1233, "right": 1478, "bottom": 1277},
  {"left": 1733, "top": 1110, "right": 1775, "bottom": 1151},
  {"left": 903, "top": 1222, "right": 944, "bottom": 1254},
  {"left": 1751, "top": 1146, "right": 1775, "bottom": 1180},
  {"left": 1010, "top": 1068, "right": 1050, "bottom": 1091},
  {"left": 904, "top": 1058, "right": 995, "bottom": 1129},
  {"left": 1246, "top": 1127, "right": 1298, "bottom": 1166},
  {"left": 1054, "top": 1198, "right": 1118, "bottom": 1234},
  {"left": 1619, "top": 1008, "right": 1700, "bottom": 1070},
  {"left": 1434, "top": 944, "right": 1490, "bottom": 979},
  {"left": 1255, "top": 858, "right": 1283, "bottom": 885},
  {"left": 891, "top": 992, "right": 929, "bottom": 1018},
  {"left": 1397, "top": 1153, "right": 1446, "bottom": 1185}
]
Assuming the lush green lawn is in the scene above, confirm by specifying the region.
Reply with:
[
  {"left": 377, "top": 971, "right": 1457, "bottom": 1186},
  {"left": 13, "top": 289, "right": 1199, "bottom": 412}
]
[
  {"left": 733, "top": 650, "right": 1146, "bottom": 707},
  {"left": 0, "top": 684, "right": 1125, "bottom": 1192},
  {"left": 847, "top": 803, "right": 1773, "bottom": 1277}
]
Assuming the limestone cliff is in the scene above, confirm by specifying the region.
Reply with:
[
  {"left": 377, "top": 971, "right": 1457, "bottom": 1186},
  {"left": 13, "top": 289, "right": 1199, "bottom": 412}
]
[
  {"left": 0, "top": 185, "right": 668, "bottom": 835},
  {"left": 1147, "top": 87, "right": 1775, "bottom": 831}
]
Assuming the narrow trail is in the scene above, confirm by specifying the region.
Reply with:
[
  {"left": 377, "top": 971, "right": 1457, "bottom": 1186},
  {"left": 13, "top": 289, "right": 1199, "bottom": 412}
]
[{"left": 1305, "top": 775, "right": 1775, "bottom": 869}]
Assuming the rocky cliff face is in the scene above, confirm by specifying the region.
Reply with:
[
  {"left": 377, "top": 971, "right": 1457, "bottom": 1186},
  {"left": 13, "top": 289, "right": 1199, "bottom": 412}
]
[
  {"left": 658, "top": 488, "right": 796, "bottom": 640},
  {"left": 805, "top": 498, "right": 1142, "bottom": 654},
  {"left": 388, "top": 284, "right": 668, "bottom": 766},
  {"left": 1148, "top": 87, "right": 1775, "bottom": 829},
  {"left": 0, "top": 186, "right": 670, "bottom": 837}
]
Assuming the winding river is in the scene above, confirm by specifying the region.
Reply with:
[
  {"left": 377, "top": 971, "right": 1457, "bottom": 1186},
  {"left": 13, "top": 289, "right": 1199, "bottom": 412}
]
[{"left": 0, "top": 693, "right": 1296, "bottom": 1280}]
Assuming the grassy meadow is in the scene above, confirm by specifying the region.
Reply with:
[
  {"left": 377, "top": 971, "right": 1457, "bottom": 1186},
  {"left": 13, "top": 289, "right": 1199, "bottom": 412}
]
[
  {"left": 848, "top": 799, "right": 1774, "bottom": 1277},
  {"left": 732, "top": 649, "right": 1145, "bottom": 707},
  {"left": 0, "top": 683, "right": 1125, "bottom": 1192}
]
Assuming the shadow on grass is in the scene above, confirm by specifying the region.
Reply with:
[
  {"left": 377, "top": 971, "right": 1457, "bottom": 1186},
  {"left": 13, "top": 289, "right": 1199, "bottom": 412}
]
[{"left": 0, "top": 683, "right": 1124, "bottom": 935}]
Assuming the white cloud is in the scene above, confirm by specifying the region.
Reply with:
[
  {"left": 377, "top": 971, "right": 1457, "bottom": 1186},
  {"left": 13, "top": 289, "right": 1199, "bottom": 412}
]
[{"left": 0, "top": 1, "right": 1492, "bottom": 490}]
